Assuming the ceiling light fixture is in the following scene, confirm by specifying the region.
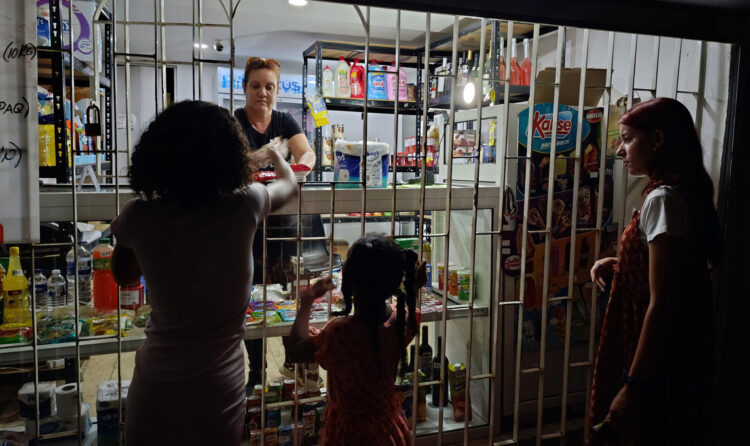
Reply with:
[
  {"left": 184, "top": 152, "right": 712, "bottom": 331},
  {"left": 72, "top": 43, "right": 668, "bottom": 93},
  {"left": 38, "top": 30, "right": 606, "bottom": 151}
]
[
  {"left": 288, "top": 0, "right": 308, "bottom": 6},
  {"left": 193, "top": 43, "right": 208, "bottom": 49}
]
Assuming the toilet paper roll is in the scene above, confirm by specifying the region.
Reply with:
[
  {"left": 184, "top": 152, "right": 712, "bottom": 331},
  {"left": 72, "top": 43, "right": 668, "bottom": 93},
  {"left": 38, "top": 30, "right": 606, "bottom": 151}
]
[{"left": 55, "top": 383, "right": 79, "bottom": 417}]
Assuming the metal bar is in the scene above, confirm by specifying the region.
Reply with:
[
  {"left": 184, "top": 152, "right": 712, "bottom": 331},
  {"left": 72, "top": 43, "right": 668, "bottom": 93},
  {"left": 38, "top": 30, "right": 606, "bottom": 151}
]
[
  {"left": 619, "top": 33, "right": 637, "bottom": 242},
  {"left": 229, "top": 0, "right": 237, "bottom": 113},
  {"left": 514, "top": 22, "right": 540, "bottom": 444},
  {"left": 463, "top": 17, "right": 487, "bottom": 445},
  {"left": 160, "top": 0, "right": 167, "bottom": 109},
  {"left": 651, "top": 36, "right": 661, "bottom": 93},
  {"left": 437, "top": 17, "right": 460, "bottom": 446},
  {"left": 584, "top": 30, "right": 615, "bottom": 437},
  {"left": 570, "top": 361, "right": 592, "bottom": 368},
  {"left": 535, "top": 26, "right": 564, "bottom": 446},
  {"left": 669, "top": 38, "right": 683, "bottom": 99},
  {"left": 694, "top": 41, "right": 707, "bottom": 135},
  {"left": 153, "top": 0, "right": 158, "bottom": 113},
  {"left": 114, "top": 20, "right": 229, "bottom": 27},
  {"left": 198, "top": 0, "right": 204, "bottom": 99},
  {"left": 124, "top": 0, "right": 133, "bottom": 166},
  {"left": 354, "top": 5, "right": 370, "bottom": 237},
  {"left": 499, "top": 300, "right": 523, "bottom": 306},
  {"left": 560, "top": 27, "right": 590, "bottom": 441},
  {"left": 391, "top": 11, "right": 401, "bottom": 238}
]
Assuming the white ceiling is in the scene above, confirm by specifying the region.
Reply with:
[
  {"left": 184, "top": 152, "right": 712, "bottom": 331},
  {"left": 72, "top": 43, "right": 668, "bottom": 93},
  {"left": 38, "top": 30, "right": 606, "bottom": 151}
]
[{"left": 112, "top": 0, "right": 459, "bottom": 66}]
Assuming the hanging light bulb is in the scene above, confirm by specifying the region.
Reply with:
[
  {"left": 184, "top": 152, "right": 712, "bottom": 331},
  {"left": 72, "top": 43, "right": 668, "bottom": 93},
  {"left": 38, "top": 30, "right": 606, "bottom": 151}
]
[
  {"left": 288, "top": 0, "right": 308, "bottom": 6},
  {"left": 463, "top": 81, "right": 475, "bottom": 105}
]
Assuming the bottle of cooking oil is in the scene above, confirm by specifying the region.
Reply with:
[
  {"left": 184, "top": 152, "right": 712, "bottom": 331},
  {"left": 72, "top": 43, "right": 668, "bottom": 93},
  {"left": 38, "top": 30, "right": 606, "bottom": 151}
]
[{"left": 2, "top": 246, "right": 31, "bottom": 324}]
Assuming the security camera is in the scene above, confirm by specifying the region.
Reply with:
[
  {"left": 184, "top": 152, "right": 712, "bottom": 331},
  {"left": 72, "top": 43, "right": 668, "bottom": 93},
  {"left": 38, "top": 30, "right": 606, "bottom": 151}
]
[{"left": 214, "top": 40, "right": 224, "bottom": 52}]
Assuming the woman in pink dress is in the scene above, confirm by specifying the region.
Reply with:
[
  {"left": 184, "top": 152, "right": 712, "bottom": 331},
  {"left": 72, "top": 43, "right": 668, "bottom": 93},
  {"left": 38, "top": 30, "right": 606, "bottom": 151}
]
[{"left": 111, "top": 100, "right": 297, "bottom": 445}]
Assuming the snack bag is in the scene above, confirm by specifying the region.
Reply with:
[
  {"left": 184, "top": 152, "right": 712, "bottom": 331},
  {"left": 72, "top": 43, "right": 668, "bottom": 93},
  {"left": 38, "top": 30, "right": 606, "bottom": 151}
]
[{"left": 306, "top": 94, "right": 329, "bottom": 127}]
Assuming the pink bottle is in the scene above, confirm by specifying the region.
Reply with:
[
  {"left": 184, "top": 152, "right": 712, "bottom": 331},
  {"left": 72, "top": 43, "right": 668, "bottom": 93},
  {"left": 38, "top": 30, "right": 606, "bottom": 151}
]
[
  {"left": 349, "top": 58, "right": 365, "bottom": 99},
  {"left": 386, "top": 61, "right": 408, "bottom": 101}
]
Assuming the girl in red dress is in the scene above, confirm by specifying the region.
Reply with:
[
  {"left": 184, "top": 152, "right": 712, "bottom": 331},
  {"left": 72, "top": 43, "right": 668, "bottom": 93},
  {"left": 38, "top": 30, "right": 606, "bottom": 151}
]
[
  {"left": 285, "top": 235, "right": 423, "bottom": 446},
  {"left": 588, "top": 98, "right": 717, "bottom": 445}
]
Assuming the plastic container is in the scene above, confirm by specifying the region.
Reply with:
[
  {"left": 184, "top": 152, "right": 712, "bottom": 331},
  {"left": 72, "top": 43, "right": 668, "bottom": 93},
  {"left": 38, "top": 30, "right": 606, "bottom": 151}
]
[
  {"left": 349, "top": 58, "right": 365, "bottom": 99},
  {"left": 34, "top": 269, "right": 48, "bottom": 309},
  {"left": 322, "top": 65, "right": 334, "bottom": 97},
  {"left": 510, "top": 38, "right": 522, "bottom": 85},
  {"left": 334, "top": 57, "right": 350, "bottom": 98},
  {"left": 93, "top": 238, "right": 118, "bottom": 312},
  {"left": 120, "top": 282, "right": 144, "bottom": 311},
  {"left": 333, "top": 139, "right": 390, "bottom": 188},
  {"left": 521, "top": 38, "right": 532, "bottom": 86},
  {"left": 2, "top": 247, "right": 30, "bottom": 323},
  {"left": 66, "top": 242, "right": 92, "bottom": 306},
  {"left": 386, "top": 62, "right": 408, "bottom": 101},
  {"left": 47, "top": 269, "right": 67, "bottom": 309},
  {"left": 367, "top": 60, "right": 387, "bottom": 100}
]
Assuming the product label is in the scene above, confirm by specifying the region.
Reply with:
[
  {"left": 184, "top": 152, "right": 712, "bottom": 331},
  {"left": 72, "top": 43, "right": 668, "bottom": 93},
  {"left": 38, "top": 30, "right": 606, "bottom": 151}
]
[
  {"left": 365, "top": 152, "right": 383, "bottom": 188},
  {"left": 93, "top": 257, "right": 112, "bottom": 270},
  {"left": 119, "top": 288, "right": 139, "bottom": 306},
  {"left": 337, "top": 71, "right": 349, "bottom": 94}
]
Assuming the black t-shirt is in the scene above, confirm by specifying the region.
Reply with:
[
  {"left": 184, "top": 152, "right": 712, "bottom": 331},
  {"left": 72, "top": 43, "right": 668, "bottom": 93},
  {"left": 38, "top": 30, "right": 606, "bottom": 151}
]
[{"left": 234, "top": 108, "right": 302, "bottom": 161}]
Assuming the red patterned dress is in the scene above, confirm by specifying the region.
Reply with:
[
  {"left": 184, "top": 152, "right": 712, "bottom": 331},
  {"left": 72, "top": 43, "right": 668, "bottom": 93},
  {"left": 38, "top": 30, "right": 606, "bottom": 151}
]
[
  {"left": 588, "top": 182, "right": 712, "bottom": 445},
  {"left": 310, "top": 305, "right": 420, "bottom": 446}
]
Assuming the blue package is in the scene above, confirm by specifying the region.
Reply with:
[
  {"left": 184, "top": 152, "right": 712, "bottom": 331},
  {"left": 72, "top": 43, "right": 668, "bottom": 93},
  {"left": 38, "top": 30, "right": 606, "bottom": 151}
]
[{"left": 367, "top": 63, "right": 387, "bottom": 100}]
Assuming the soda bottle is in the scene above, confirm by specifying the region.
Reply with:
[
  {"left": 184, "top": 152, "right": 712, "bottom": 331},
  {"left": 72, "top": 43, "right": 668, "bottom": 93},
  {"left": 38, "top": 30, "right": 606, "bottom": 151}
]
[
  {"left": 510, "top": 38, "right": 522, "bottom": 85},
  {"left": 66, "top": 241, "right": 93, "bottom": 306},
  {"left": 93, "top": 237, "right": 118, "bottom": 312},
  {"left": 2, "top": 246, "right": 31, "bottom": 324},
  {"left": 33, "top": 269, "right": 48, "bottom": 309},
  {"left": 47, "top": 269, "right": 67, "bottom": 309},
  {"left": 521, "top": 38, "right": 532, "bottom": 86}
]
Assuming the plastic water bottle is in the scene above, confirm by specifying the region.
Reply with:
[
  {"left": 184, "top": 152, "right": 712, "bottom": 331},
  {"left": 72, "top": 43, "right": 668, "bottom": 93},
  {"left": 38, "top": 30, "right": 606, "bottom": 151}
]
[
  {"left": 47, "top": 269, "right": 67, "bottom": 309},
  {"left": 322, "top": 65, "right": 334, "bottom": 97},
  {"left": 33, "top": 269, "right": 48, "bottom": 309},
  {"left": 66, "top": 242, "right": 93, "bottom": 305},
  {"left": 93, "top": 237, "right": 118, "bottom": 312}
]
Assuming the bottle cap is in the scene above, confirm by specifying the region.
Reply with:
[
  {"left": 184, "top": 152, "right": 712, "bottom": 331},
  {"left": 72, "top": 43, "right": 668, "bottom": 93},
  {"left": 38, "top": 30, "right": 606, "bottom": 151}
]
[
  {"left": 338, "top": 56, "right": 345, "bottom": 61},
  {"left": 354, "top": 58, "right": 360, "bottom": 64},
  {"left": 35, "top": 268, "right": 43, "bottom": 274},
  {"left": 10, "top": 246, "right": 19, "bottom": 256},
  {"left": 100, "top": 237, "right": 110, "bottom": 244},
  {"left": 324, "top": 65, "right": 330, "bottom": 70},
  {"left": 52, "top": 269, "right": 61, "bottom": 275}
]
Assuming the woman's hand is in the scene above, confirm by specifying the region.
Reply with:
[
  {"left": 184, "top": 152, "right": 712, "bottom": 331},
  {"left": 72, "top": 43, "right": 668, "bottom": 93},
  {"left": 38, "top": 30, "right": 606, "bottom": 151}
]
[
  {"left": 607, "top": 384, "right": 632, "bottom": 433},
  {"left": 590, "top": 257, "right": 617, "bottom": 290},
  {"left": 300, "top": 277, "right": 335, "bottom": 310}
]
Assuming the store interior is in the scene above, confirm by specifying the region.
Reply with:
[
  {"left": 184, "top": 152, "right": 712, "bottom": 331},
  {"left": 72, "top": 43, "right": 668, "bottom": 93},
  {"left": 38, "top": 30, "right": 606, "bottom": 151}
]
[{"left": 0, "top": 0, "right": 739, "bottom": 444}]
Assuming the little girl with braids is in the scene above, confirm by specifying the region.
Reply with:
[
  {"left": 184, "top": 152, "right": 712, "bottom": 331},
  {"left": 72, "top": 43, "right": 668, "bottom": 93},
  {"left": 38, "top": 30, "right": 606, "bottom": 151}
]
[{"left": 285, "top": 235, "right": 424, "bottom": 446}]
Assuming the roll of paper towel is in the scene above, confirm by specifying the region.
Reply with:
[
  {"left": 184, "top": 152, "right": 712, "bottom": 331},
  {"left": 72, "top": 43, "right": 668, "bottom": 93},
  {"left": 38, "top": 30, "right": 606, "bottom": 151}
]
[{"left": 55, "top": 383, "right": 79, "bottom": 417}]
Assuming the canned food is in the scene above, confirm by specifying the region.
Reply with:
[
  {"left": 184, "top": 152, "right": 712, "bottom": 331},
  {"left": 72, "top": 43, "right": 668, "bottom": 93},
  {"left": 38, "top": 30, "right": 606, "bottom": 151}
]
[
  {"left": 457, "top": 269, "right": 471, "bottom": 301},
  {"left": 248, "top": 429, "right": 261, "bottom": 446},
  {"left": 253, "top": 384, "right": 264, "bottom": 396},
  {"left": 247, "top": 407, "right": 261, "bottom": 430},
  {"left": 282, "top": 379, "right": 295, "bottom": 401},
  {"left": 268, "top": 380, "right": 282, "bottom": 397},
  {"left": 264, "top": 427, "right": 279, "bottom": 446},
  {"left": 246, "top": 394, "right": 261, "bottom": 408},
  {"left": 265, "top": 390, "right": 280, "bottom": 404},
  {"left": 448, "top": 267, "right": 460, "bottom": 297},
  {"left": 265, "top": 408, "right": 282, "bottom": 428}
]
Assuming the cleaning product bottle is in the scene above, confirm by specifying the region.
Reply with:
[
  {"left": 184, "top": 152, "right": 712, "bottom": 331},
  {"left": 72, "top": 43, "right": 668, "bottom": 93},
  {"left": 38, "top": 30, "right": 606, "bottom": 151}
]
[
  {"left": 322, "top": 65, "right": 334, "bottom": 97},
  {"left": 334, "top": 57, "right": 350, "bottom": 98},
  {"left": 521, "top": 38, "right": 532, "bottom": 86},
  {"left": 386, "top": 61, "right": 407, "bottom": 101},
  {"left": 349, "top": 58, "right": 365, "bottom": 99},
  {"left": 2, "top": 247, "right": 31, "bottom": 324},
  {"left": 498, "top": 36, "right": 507, "bottom": 84},
  {"left": 510, "top": 38, "right": 522, "bottom": 85},
  {"left": 93, "top": 237, "right": 118, "bottom": 312},
  {"left": 367, "top": 60, "right": 387, "bottom": 100}
]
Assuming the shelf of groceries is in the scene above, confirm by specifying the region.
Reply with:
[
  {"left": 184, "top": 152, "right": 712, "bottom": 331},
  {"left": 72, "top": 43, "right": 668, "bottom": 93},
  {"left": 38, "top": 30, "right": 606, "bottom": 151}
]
[{"left": 0, "top": 289, "right": 487, "bottom": 367}]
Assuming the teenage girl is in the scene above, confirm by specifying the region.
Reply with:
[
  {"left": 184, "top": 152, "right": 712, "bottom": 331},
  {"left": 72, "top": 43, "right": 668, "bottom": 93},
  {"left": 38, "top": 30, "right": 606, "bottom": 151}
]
[{"left": 285, "top": 235, "right": 424, "bottom": 445}]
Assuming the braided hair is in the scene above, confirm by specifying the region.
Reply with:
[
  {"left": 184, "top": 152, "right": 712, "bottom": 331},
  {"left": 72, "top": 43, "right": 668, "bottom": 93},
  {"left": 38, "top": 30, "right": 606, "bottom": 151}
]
[{"left": 332, "top": 235, "right": 418, "bottom": 376}]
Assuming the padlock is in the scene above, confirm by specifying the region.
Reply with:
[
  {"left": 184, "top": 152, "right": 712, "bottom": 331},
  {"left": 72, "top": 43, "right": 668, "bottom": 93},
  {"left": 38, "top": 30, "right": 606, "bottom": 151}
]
[{"left": 85, "top": 103, "right": 102, "bottom": 137}]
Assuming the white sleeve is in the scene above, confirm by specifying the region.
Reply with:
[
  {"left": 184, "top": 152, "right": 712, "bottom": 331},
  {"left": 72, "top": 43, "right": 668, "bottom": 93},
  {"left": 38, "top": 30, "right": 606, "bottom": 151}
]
[{"left": 640, "top": 188, "right": 689, "bottom": 242}]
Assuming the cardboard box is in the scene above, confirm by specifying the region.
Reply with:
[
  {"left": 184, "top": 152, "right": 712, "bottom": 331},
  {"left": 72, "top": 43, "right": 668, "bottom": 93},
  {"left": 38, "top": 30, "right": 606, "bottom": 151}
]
[{"left": 534, "top": 68, "right": 606, "bottom": 107}]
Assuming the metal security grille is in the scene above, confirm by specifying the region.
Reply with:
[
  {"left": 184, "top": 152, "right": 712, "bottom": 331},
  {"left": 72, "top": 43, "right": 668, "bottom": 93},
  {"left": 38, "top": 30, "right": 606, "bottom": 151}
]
[{"left": 2, "top": 1, "right": 729, "bottom": 446}]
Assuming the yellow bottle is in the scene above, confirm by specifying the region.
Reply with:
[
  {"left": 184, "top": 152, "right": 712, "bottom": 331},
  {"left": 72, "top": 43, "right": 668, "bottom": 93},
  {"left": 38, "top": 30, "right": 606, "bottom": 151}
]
[{"left": 2, "top": 247, "right": 31, "bottom": 324}]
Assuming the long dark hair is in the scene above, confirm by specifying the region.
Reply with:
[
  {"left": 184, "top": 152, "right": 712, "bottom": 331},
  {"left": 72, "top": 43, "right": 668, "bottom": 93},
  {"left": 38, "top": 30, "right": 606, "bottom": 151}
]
[
  {"left": 333, "top": 235, "right": 418, "bottom": 376},
  {"left": 130, "top": 100, "right": 254, "bottom": 208},
  {"left": 620, "top": 97, "right": 719, "bottom": 265}
]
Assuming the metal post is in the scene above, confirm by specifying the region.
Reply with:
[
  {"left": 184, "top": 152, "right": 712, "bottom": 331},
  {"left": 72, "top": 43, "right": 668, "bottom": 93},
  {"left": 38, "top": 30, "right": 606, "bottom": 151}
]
[{"left": 391, "top": 10, "right": 401, "bottom": 237}]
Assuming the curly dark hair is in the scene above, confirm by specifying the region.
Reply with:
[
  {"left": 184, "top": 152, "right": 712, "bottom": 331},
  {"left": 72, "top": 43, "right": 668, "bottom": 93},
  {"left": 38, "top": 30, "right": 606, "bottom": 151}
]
[
  {"left": 333, "top": 234, "right": 418, "bottom": 377},
  {"left": 129, "top": 100, "right": 254, "bottom": 207}
]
